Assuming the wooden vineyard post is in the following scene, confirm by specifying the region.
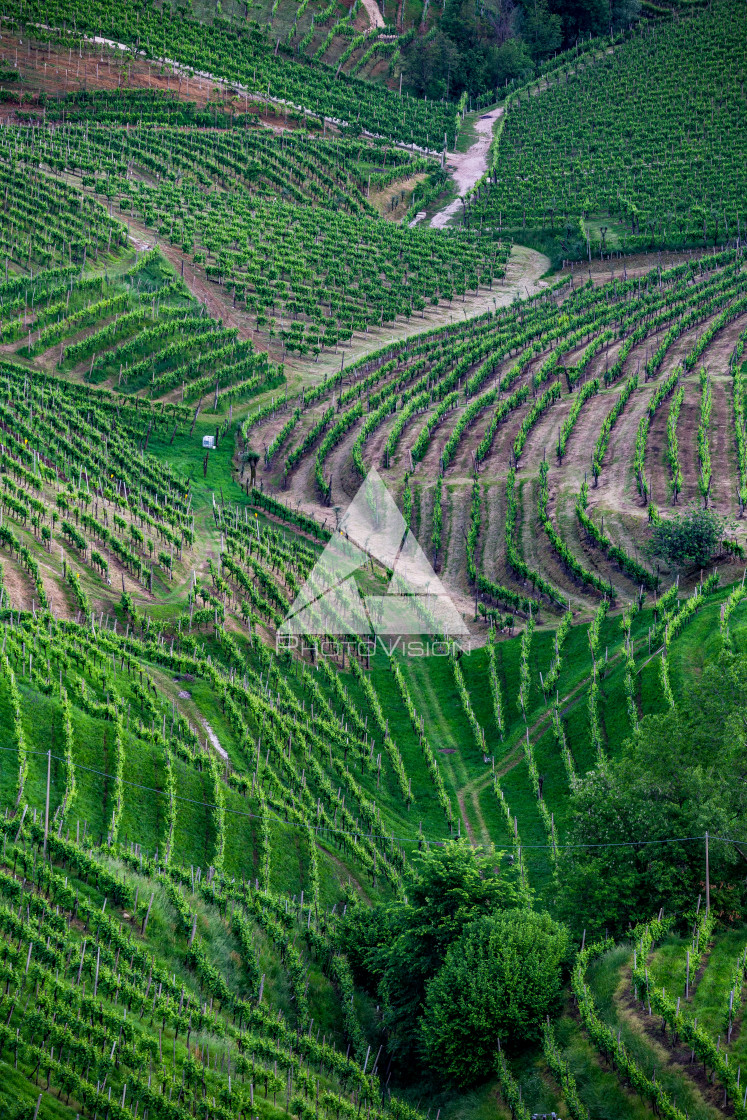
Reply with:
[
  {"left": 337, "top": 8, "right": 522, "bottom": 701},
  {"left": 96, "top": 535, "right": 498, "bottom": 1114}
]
[
  {"left": 705, "top": 831, "right": 710, "bottom": 913},
  {"left": 142, "top": 891, "right": 155, "bottom": 934},
  {"left": 43, "top": 749, "right": 51, "bottom": 856},
  {"left": 686, "top": 950, "right": 690, "bottom": 999}
]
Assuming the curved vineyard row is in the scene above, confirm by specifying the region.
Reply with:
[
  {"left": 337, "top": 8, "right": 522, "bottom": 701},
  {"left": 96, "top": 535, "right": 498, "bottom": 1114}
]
[{"left": 252, "top": 248, "right": 747, "bottom": 617}]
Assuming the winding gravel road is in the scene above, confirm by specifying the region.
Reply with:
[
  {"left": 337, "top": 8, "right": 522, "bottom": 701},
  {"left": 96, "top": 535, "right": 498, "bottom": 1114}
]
[
  {"left": 360, "top": 0, "right": 385, "bottom": 28},
  {"left": 430, "top": 104, "right": 503, "bottom": 228}
]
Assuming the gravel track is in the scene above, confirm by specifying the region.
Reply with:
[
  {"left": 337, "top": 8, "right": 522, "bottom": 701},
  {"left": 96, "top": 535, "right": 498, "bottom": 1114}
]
[{"left": 431, "top": 106, "right": 503, "bottom": 230}]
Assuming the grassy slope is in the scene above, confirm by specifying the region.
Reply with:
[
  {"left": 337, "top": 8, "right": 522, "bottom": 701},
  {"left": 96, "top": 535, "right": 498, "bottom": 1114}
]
[
  {"left": 0, "top": 826, "right": 356, "bottom": 1118},
  {"left": 1, "top": 373, "right": 745, "bottom": 1118},
  {"left": 1, "top": 576, "right": 745, "bottom": 1120}
]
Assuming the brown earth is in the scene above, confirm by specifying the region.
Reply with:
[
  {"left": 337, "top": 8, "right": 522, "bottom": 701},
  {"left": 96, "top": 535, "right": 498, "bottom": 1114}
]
[
  {"left": 8, "top": 33, "right": 747, "bottom": 616},
  {"left": 0, "top": 33, "right": 295, "bottom": 122}
]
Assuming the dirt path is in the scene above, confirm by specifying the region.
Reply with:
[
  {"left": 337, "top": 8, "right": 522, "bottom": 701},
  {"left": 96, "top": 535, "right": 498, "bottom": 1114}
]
[
  {"left": 122, "top": 211, "right": 549, "bottom": 395},
  {"left": 201, "top": 719, "right": 229, "bottom": 761},
  {"left": 456, "top": 772, "right": 494, "bottom": 848},
  {"left": 615, "top": 967, "right": 728, "bottom": 1117},
  {"left": 709, "top": 372, "right": 738, "bottom": 513},
  {"left": 431, "top": 105, "right": 503, "bottom": 229},
  {"left": 0, "top": 558, "right": 36, "bottom": 612},
  {"left": 279, "top": 244, "right": 550, "bottom": 389},
  {"left": 360, "top": 0, "right": 385, "bottom": 28},
  {"left": 119, "top": 220, "right": 256, "bottom": 344},
  {"left": 668, "top": 373, "right": 700, "bottom": 508},
  {"left": 260, "top": 246, "right": 549, "bottom": 535}
]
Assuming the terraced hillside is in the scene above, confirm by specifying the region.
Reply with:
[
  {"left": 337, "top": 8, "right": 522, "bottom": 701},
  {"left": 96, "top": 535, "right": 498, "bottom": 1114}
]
[
  {"left": 250, "top": 248, "right": 747, "bottom": 617},
  {"left": 0, "top": 0, "right": 745, "bottom": 1116},
  {"left": 1, "top": 238, "right": 747, "bottom": 1118},
  {"left": 468, "top": 0, "right": 747, "bottom": 256},
  {"left": 0, "top": 0, "right": 456, "bottom": 146}
]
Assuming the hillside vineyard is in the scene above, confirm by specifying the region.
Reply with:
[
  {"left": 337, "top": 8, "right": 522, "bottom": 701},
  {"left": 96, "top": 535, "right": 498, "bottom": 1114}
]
[
  {"left": 0, "top": 0, "right": 746, "bottom": 1116},
  {"left": 470, "top": 0, "right": 747, "bottom": 250}
]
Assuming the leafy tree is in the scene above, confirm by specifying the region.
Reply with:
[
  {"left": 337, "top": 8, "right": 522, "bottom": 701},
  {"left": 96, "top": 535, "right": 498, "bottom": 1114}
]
[
  {"left": 242, "top": 449, "right": 260, "bottom": 487},
  {"left": 336, "top": 842, "right": 521, "bottom": 1067},
  {"left": 647, "top": 504, "right": 733, "bottom": 569},
  {"left": 562, "top": 651, "right": 747, "bottom": 937},
  {"left": 420, "top": 909, "right": 570, "bottom": 1086},
  {"left": 402, "top": 0, "right": 640, "bottom": 98},
  {"left": 547, "top": 0, "right": 607, "bottom": 37},
  {"left": 406, "top": 0, "right": 533, "bottom": 99},
  {"left": 491, "top": 37, "right": 535, "bottom": 85},
  {"left": 610, "top": 0, "right": 641, "bottom": 30},
  {"left": 336, "top": 897, "right": 392, "bottom": 986},
  {"left": 519, "top": 0, "right": 563, "bottom": 59},
  {"left": 404, "top": 31, "right": 462, "bottom": 100}
]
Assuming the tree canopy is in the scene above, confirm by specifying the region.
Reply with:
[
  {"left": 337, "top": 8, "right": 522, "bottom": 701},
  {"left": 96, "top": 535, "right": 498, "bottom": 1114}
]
[
  {"left": 420, "top": 909, "right": 570, "bottom": 1085},
  {"left": 403, "top": 0, "right": 641, "bottom": 100},
  {"left": 337, "top": 841, "right": 523, "bottom": 1071},
  {"left": 561, "top": 650, "right": 747, "bottom": 937},
  {"left": 647, "top": 505, "right": 732, "bottom": 569}
]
